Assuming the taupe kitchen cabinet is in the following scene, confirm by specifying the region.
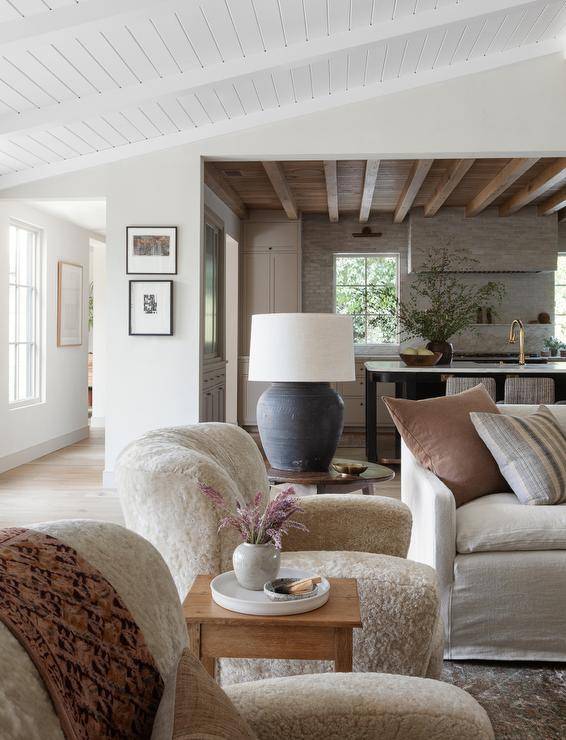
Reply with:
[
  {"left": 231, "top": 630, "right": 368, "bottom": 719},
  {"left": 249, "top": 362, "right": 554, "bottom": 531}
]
[
  {"left": 239, "top": 216, "right": 301, "bottom": 424},
  {"left": 202, "top": 360, "right": 226, "bottom": 423},
  {"left": 240, "top": 233, "right": 301, "bottom": 353}
]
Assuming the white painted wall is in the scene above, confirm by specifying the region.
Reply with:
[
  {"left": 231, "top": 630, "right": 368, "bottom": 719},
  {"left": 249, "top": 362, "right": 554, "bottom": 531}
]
[
  {"left": 0, "top": 202, "right": 90, "bottom": 472},
  {"left": 90, "top": 237, "right": 106, "bottom": 427},
  {"left": 1, "top": 53, "right": 565, "bottom": 479}
]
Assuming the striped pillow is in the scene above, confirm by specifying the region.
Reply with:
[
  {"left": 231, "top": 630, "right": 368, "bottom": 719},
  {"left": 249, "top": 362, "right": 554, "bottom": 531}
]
[{"left": 470, "top": 405, "right": 566, "bottom": 505}]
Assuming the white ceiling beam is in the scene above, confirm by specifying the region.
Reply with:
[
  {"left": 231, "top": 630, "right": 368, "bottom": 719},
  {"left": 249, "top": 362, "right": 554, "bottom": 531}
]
[
  {"left": 0, "top": 0, "right": 539, "bottom": 139},
  {"left": 465, "top": 158, "right": 539, "bottom": 216},
  {"left": 499, "top": 158, "right": 566, "bottom": 216},
  {"left": 0, "top": 0, "right": 190, "bottom": 52},
  {"left": 424, "top": 159, "right": 474, "bottom": 217},
  {"left": 359, "top": 160, "right": 380, "bottom": 222},
  {"left": 262, "top": 162, "right": 298, "bottom": 220},
  {"left": 323, "top": 161, "right": 339, "bottom": 222},
  {"left": 394, "top": 160, "right": 434, "bottom": 223},
  {"left": 0, "top": 35, "right": 560, "bottom": 192}
]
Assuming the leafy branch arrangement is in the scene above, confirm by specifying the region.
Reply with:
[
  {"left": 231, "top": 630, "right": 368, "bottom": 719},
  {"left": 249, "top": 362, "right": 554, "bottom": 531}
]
[
  {"left": 199, "top": 484, "right": 308, "bottom": 549},
  {"left": 396, "top": 247, "right": 505, "bottom": 343}
]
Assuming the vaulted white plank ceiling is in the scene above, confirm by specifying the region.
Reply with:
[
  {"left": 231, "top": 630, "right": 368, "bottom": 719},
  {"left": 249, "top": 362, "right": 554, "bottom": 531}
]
[{"left": 0, "top": 0, "right": 564, "bottom": 188}]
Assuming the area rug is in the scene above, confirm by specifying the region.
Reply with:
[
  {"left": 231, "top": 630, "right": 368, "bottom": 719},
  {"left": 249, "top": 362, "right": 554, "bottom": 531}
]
[{"left": 442, "top": 661, "right": 566, "bottom": 739}]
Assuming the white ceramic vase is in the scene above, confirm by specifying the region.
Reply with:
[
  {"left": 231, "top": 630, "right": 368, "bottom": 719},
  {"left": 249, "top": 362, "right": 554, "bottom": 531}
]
[{"left": 232, "top": 542, "right": 281, "bottom": 591}]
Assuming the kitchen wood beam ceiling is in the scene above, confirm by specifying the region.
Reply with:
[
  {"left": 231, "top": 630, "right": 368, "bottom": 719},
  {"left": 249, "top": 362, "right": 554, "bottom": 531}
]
[
  {"left": 206, "top": 157, "right": 566, "bottom": 224},
  {"left": 323, "top": 161, "right": 339, "bottom": 223}
]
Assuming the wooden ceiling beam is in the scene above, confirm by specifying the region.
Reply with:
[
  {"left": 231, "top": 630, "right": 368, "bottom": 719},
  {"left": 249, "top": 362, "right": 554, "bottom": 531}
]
[
  {"left": 538, "top": 186, "right": 566, "bottom": 216},
  {"left": 323, "top": 160, "right": 339, "bottom": 222},
  {"left": 465, "top": 158, "right": 538, "bottom": 217},
  {"left": 394, "top": 159, "right": 434, "bottom": 223},
  {"left": 204, "top": 163, "right": 248, "bottom": 220},
  {"left": 424, "top": 159, "right": 474, "bottom": 217},
  {"left": 359, "top": 160, "right": 381, "bottom": 223},
  {"left": 499, "top": 158, "right": 566, "bottom": 216},
  {"left": 558, "top": 209, "right": 566, "bottom": 223},
  {"left": 262, "top": 161, "right": 299, "bottom": 220}
]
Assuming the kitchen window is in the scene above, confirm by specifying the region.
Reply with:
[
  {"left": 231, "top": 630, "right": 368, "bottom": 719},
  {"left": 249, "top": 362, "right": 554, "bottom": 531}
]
[
  {"left": 8, "top": 221, "right": 42, "bottom": 407},
  {"left": 334, "top": 253, "right": 399, "bottom": 345},
  {"left": 556, "top": 253, "right": 566, "bottom": 343}
]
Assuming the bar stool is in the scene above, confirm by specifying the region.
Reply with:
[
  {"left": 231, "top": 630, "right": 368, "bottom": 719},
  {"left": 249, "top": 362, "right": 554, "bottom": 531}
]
[
  {"left": 503, "top": 377, "right": 555, "bottom": 405},
  {"left": 445, "top": 376, "right": 496, "bottom": 401}
]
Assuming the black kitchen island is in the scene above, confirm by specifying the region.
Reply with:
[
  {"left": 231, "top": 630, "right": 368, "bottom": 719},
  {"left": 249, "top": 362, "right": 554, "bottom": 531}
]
[{"left": 365, "top": 360, "right": 566, "bottom": 463}]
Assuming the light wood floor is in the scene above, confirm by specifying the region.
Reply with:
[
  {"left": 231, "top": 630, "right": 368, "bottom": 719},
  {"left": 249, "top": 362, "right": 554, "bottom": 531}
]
[
  {"left": 0, "top": 429, "right": 124, "bottom": 528},
  {"left": 0, "top": 430, "right": 401, "bottom": 528}
]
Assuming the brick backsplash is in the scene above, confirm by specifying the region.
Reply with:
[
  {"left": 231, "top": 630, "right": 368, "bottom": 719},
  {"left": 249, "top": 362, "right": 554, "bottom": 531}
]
[{"left": 302, "top": 208, "right": 557, "bottom": 354}]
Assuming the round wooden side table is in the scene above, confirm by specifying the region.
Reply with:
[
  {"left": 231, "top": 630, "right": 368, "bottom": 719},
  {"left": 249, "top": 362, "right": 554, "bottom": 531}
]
[{"left": 266, "top": 457, "right": 395, "bottom": 496}]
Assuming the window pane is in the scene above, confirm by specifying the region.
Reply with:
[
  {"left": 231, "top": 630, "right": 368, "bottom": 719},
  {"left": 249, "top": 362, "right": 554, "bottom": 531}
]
[
  {"left": 557, "top": 255, "right": 566, "bottom": 285},
  {"left": 8, "top": 344, "right": 15, "bottom": 403},
  {"left": 367, "top": 256, "right": 397, "bottom": 286},
  {"left": 367, "top": 314, "right": 397, "bottom": 344},
  {"left": 335, "top": 286, "right": 366, "bottom": 315},
  {"left": 8, "top": 225, "right": 16, "bottom": 282},
  {"left": 335, "top": 256, "right": 365, "bottom": 285},
  {"left": 556, "top": 286, "right": 566, "bottom": 316},
  {"left": 8, "top": 285, "right": 16, "bottom": 343},
  {"left": 204, "top": 224, "right": 219, "bottom": 357},
  {"left": 17, "top": 286, "right": 34, "bottom": 342},
  {"left": 557, "top": 317, "right": 566, "bottom": 344},
  {"left": 352, "top": 315, "right": 366, "bottom": 344},
  {"left": 16, "top": 343, "right": 29, "bottom": 400}
]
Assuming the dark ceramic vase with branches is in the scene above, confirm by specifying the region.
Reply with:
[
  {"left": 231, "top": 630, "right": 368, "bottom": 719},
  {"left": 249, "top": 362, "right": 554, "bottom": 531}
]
[{"left": 397, "top": 248, "right": 505, "bottom": 365}]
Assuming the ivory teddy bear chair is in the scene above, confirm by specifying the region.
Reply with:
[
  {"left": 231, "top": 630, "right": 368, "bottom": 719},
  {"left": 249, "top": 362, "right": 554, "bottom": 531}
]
[
  {"left": 117, "top": 423, "right": 444, "bottom": 686},
  {"left": 0, "top": 520, "right": 493, "bottom": 740}
]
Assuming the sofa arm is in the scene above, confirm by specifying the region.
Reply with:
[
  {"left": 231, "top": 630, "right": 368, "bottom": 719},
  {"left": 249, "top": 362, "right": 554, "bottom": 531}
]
[
  {"left": 401, "top": 442, "right": 456, "bottom": 594},
  {"left": 282, "top": 494, "right": 412, "bottom": 558},
  {"left": 226, "top": 673, "right": 494, "bottom": 740}
]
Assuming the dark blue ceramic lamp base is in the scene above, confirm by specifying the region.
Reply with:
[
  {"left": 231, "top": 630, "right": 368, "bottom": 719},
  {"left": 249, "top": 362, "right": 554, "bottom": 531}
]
[{"left": 257, "top": 382, "right": 344, "bottom": 472}]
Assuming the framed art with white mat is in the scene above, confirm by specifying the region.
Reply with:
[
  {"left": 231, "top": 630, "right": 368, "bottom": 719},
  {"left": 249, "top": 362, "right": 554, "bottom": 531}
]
[
  {"left": 126, "top": 226, "right": 177, "bottom": 274},
  {"left": 129, "top": 280, "right": 173, "bottom": 336},
  {"left": 57, "top": 261, "right": 83, "bottom": 347}
]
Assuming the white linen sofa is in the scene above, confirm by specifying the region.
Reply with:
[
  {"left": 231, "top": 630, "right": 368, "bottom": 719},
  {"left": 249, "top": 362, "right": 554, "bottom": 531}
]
[{"left": 402, "top": 403, "right": 566, "bottom": 661}]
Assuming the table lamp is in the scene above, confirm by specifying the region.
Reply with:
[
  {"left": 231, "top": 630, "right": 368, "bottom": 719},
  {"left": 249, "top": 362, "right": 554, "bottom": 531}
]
[{"left": 248, "top": 313, "right": 355, "bottom": 472}]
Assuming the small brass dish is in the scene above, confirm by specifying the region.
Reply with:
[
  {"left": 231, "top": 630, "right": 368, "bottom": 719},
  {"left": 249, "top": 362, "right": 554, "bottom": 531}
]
[{"left": 332, "top": 462, "right": 368, "bottom": 475}]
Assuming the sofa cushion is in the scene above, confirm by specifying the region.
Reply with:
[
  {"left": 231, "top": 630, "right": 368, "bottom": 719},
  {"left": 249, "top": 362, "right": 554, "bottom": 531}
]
[
  {"left": 457, "top": 493, "right": 566, "bottom": 553},
  {"left": 173, "top": 649, "right": 256, "bottom": 739},
  {"left": 470, "top": 405, "right": 566, "bottom": 505},
  {"left": 383, "top": 385, "right": 507, "bottom": 507}
]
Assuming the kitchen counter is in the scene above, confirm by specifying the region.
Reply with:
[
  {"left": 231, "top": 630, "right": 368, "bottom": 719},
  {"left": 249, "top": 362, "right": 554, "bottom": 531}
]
[
  {"left": 365, "top": 361, "right": 566, "bottom": 374},
  {"left": 364, "top": 360, "right": 566, "bottom": 463}
]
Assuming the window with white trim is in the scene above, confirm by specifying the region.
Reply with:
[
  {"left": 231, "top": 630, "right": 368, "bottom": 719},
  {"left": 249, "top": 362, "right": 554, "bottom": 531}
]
[
  {"left": 8, "top": 221, "right": 42, "bottom": 407},
  {"left": 334, "top": 253, "right": 399, "bottom": 345}
]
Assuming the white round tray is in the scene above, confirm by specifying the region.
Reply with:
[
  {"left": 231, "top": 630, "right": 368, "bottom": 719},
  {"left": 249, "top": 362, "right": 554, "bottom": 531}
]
[{"left": 210, "top": 568, "right": 330, "bottom": 616}]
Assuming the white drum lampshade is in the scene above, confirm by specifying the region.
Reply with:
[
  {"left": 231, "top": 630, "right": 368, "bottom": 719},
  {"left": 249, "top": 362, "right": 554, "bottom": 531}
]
[
  {"left": 249, "top": 313, "right": 356, "bottom": 472},
  {"left": 248, "top": 313, "right": 355, "bottom": 382}
]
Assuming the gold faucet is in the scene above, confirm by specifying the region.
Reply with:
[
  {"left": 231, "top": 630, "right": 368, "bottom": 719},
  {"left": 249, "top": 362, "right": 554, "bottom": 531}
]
[{"left": 508, "top": 319, "right": 526, "bottom": 366}]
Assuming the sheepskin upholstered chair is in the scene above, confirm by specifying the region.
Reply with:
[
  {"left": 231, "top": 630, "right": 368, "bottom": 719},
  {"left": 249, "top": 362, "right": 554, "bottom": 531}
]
[
  {"left": 116, "top": 423, "right": 444, "bottom": 685},
  {"left": 0, "top": 520, "right": 494, "bottom": 740}
]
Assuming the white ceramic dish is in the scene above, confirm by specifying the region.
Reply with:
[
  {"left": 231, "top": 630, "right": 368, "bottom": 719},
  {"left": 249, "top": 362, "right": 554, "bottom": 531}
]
[{"left": 210, "top": 568, "right": 330, "bottom": 616}]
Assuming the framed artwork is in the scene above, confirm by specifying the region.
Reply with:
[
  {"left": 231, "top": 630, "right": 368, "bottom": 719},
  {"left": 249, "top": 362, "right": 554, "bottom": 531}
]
[
  {"left": 57, "top": 261, "right": 83, "bottom": 347},
  {"left": 126, "top": 226, "right": 177, "bottom": 274},
  {"left": 129, "top": 280, "right": 173, "bottom": 336}
]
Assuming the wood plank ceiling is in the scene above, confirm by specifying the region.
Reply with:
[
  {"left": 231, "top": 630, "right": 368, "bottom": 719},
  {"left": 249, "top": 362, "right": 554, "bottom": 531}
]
[
  {"left": 0, "top": 0, "right": 565, "bottom": 190},
  {"left": 205, "top": 158, "right": 566, "bottom": 222}
]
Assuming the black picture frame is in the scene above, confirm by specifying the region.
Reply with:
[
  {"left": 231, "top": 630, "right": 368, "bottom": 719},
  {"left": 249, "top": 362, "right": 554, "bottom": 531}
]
[
  {"left": 129, "top": 280, "right": 173, "bottom": 336},
  {"left": 126, "top": 226, "right": 178, "bottom": 275}
]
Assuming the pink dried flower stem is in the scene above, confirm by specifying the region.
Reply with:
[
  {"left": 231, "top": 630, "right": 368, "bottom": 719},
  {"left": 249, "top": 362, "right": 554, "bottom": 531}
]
[{"left": 198, "top": 483, "right": 308, "bottom": 548}]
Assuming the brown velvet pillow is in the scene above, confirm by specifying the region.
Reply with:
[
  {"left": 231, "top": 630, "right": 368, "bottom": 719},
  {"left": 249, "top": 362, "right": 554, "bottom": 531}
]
[
  {"left": 383, "top": 384, "right": 507, "bottom": 506},
  {"left": 173, "top": 650, "right": 256, "bottom": 739}
]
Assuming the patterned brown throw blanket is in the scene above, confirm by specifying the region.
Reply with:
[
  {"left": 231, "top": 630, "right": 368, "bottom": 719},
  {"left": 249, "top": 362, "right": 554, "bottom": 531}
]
[{"left": 0, "top": 528, "right": 164, "bottom": 739}]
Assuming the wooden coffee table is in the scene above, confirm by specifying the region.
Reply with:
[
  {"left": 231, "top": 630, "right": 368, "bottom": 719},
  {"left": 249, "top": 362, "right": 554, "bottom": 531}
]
[
  {"left": 183, "top": 575, "right": 362, "bottom": 678},
  {"left": 267, "top": 457, "right": 395, "bottom": 495}
]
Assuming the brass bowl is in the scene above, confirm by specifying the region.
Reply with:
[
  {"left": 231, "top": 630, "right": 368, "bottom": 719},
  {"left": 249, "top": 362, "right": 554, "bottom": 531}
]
[
  {"left": 332, "top": 462, "right": 368, "bottom": 475},
  {"left": 399, "top": 352, "right": 443, "bottom": 367}
]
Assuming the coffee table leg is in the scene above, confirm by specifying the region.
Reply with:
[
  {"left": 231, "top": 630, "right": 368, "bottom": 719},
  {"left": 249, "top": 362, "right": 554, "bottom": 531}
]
[
  {"left": 187, "top": 622, "right": 216, "bottom": 678},
  {"left": 334, "top": 627, "right": 353, "bottom": 672}
]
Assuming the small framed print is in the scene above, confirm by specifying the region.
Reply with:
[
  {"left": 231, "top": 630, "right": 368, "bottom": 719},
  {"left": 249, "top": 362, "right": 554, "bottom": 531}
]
[
  {"left": 126, "top": 226, "right": 177, "bottom": 274},
  {"left": 129, "top": 280, "right": 173, "bottom": 336},
  {"left": 57, "top": 261, "right": 83, "bottom": 347}
]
